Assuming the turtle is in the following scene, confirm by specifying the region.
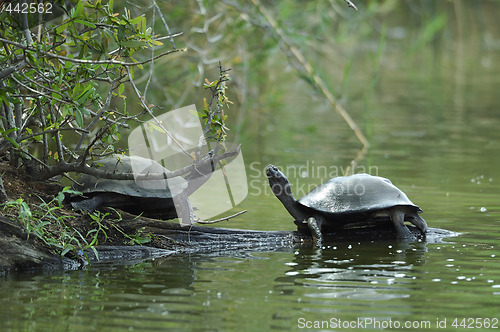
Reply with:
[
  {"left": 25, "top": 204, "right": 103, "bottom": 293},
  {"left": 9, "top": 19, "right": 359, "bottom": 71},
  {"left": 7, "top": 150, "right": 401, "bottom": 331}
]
[
  {"left": 69, "top": 155, "right": 195, "bottom": 226},
  {"left": 266, "top": 164, "right": 427, "bottom": 245}
]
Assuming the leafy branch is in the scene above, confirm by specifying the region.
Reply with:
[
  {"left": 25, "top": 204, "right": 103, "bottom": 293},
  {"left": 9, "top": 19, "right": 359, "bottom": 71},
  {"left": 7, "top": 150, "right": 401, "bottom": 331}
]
[{"left": 0, "top": 0, "right": 234, "bottom": 193}]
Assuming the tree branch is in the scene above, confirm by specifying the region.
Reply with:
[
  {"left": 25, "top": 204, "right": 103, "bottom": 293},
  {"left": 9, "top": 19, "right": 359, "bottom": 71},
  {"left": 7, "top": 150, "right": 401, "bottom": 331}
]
[
  {"left": 37, "top": 145, "right": 241, "bottom": 181},
  {"left": 0, "top": 60, "right": 27, "bottom": 80},
  {"left": 20, "top": 0, "right": 34, "bottom": 45},
  {"left": 245, "top": 0, "right": 369, "bottom": 149},
  {"left": 344, "top": 0, "right": 358, "bottom": 11},
  {"left": 0, "top": 37, "right": 186, "bottom": 67}
]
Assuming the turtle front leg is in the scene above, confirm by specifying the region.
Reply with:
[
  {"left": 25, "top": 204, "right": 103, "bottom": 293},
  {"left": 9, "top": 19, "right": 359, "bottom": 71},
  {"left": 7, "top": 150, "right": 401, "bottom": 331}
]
[
  {"left": 307, "top": 217, "right": 323, "bottom": 247},
  {"left": 176, "top": 194, "right": 195, "bottom": 227},
  {"left": 390, "top": 208, "right": 415, "bottom": 239}
]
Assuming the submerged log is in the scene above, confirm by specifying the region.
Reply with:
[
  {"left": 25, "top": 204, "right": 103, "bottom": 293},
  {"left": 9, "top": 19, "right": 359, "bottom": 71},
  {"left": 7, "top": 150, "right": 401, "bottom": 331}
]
[
  {"left": 116, "top": 217, "right": 299, "bottom": 251},
  {"left": 0, "top": 213, "right": 457, "bottom": 274},
  {"left": 115, "top": 216, "right": 452, "bottom": 250}
]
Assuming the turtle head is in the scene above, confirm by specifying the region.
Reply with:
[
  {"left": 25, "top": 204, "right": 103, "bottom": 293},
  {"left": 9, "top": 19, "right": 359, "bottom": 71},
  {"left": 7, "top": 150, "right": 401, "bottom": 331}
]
[
  {"left": 266, "top": 164, "right": 293, "bottom": 199},
  {"left": 267, "top": 164, "right": 307, "bottom": 221}
]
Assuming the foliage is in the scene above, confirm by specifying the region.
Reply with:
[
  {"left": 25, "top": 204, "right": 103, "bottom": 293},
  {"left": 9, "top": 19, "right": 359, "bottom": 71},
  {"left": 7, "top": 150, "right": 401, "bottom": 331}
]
[
  {"left": 0, "top": 188, "right": 155, "bottom": 260},
  {"left": 0, "top": 0, "right": 453, "bottom": 258},
  {"left": 1, "top": 187, "right": 92, "bottom": 258},
  {"left": 199, "top": 63, "right": 232, "bottom": 142},
  {"left": 0, "top": 0, "right": 186, "bottom": 179},
  {"left": 0, "top": 0, "right": 241, "bottom": 258}
]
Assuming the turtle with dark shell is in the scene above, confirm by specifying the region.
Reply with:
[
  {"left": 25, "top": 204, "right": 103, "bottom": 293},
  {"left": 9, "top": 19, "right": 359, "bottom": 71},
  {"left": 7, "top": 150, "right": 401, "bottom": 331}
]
[
  {"left": 266, "top": 164, "right": 427, "bottom": 245},
  {"left": 69, "top": 155, "right": 195, "bottom": 226}
]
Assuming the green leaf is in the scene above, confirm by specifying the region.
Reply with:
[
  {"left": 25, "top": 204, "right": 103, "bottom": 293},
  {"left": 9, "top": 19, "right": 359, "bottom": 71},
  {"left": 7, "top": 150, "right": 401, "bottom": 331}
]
[
  {"left": 117, "top": 25, "right": 125, "bottom": 42},
  {"left": 1, "top": 136, "right": 17, "bottom": 147},
  {"left": 57, "top": 191, "right": 66, "bottom": 206},
  {"left": 61, "top": 104, "right": 71, "bottom": 117},
  {"left": 75, "top": 108, "right": 84, "bottom": 127},
  {"left": 147, "top": 122, "right": 166, "bottom": 134},
  {"left": 72, "top": 1, "right": 84, "bottom": 19},
  {"left": 1, "top": 127, "right": 19, "bottom": 136},
  {"left": 140, "top": 16, "right": 147, "bottom": 33},
  {"left": 61, "top": 248, "right": 71, "bottom": 257},
  {"left": 118, "top": 83, "right": 125, "bottom": 96},
  {"left": 72, "top": 83, "right": 82, "bottom": 99},
  {"left": 119, "top": 40, "right": 146, "bottom": 48},
  {"left": 129, "top": 16, "right": 143, "bottom": 25},
  {"left": 74, "top": 19, "right": 96, "bottom": 28},
  {"left": 55, "top": 21, "right": 70, "bottom": 34},
  {"left": 90, "top": 246, "right": 99, "bottom": 261},
  {"left": 75, "top": 85, "right": 94, "bottom": 103}
]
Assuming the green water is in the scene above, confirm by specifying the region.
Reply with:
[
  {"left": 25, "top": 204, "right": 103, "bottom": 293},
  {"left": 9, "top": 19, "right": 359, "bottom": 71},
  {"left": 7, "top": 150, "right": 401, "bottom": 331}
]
[{"left": 2, "top": 1, "right": 500, "bottom": 331}]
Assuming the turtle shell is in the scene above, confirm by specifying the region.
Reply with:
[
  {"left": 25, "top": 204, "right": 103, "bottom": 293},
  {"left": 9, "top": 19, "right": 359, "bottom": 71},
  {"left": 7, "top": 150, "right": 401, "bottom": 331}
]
[
  {"left": 298, "top": 173, "right": 421, "bottom": 215},
  {"left": 74, "top": 155, "right": 188, "bottom": 199}
]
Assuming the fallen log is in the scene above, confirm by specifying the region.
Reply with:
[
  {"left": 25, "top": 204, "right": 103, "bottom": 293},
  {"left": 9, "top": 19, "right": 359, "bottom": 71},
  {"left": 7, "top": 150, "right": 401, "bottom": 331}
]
[
  {"left": 0, "top": 216, "right": 79, "bottom": 273},
  {"left": 0, "top": 213, "right": 458, "bottom": 274}
]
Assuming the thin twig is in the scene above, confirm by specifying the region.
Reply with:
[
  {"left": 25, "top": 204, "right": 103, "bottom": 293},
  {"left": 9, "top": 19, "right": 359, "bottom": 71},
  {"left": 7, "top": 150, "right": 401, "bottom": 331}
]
[
  {"left": 196, "top": 210, "right": 247, "bottom": 224},
  {"left": 10, "top": 75, "right": 71, "bottom": 105},
  {"left": 247, "top": 0, "right": 369, "bottom": 149},
  {"left": 152, "top": 0, "right": 177, "bottom": 49},
  {"left": 343, "top": 144, "right": 368, "bottom": 176},
  {"left": 344, "top": 0, "right": 358, "bottom": 11},
  {"left": 20, "top": 127, "right": 89, "bottom": 142},
  {"left": 0, "top": 37, "right": 186, "bottom": 67},
  {"left": 126, "top": 66, "right": 191, "bottom": 159}
]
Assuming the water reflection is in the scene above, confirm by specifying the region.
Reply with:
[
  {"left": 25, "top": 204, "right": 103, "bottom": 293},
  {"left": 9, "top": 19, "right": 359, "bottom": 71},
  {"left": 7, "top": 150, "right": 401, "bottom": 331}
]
[
  {"left": 1, "top": 0, "right": 500, "bottom": 329},
  {"left": 0, "top": 229, "right": 498, "bottom": 331},
  {"left": 276, "top": 241, "right": 426, "bottom": 313}
]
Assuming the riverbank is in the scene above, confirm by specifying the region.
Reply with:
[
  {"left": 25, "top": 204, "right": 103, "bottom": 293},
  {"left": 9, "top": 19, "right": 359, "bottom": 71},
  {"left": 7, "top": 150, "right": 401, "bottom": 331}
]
[{"left": 0, "top": 161, "right": 454, "bottom": 274}]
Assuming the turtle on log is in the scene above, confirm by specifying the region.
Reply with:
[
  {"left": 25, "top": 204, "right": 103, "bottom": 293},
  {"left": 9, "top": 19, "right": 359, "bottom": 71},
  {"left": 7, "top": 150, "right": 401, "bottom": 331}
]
[
  {"left": 266, "top": 164, "right": 427, "bottom": 245},
  {"left": 69, "top": 155, "right": 195, "bottom": 226}
]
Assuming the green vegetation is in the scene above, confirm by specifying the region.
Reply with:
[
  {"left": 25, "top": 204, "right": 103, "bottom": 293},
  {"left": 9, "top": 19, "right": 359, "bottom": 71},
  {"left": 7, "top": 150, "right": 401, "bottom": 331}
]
[
  {"left": 0, "top": 0, "right": 464, "bottom": 259},
  {"left": 0, "top": 0, "right": 237, "bottom": 258},
  {"left": 1, "top": 187, "right": 93, "bottom": 258},
  {"left": 0, "top": 0, "right": 180, "bottom": 174}
]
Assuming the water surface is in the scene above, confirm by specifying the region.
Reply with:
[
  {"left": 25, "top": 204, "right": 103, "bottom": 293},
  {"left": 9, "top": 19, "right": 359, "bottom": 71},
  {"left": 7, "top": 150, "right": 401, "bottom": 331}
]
[{"left": 1, "top": 1, "right": 500, "bottom": 331}]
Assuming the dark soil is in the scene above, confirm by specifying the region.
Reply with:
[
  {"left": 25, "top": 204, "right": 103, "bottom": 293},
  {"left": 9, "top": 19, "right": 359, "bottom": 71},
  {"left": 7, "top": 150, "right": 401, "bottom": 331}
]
[{"left": 0, "top": 160, "right": 134, "bottom": 249}]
